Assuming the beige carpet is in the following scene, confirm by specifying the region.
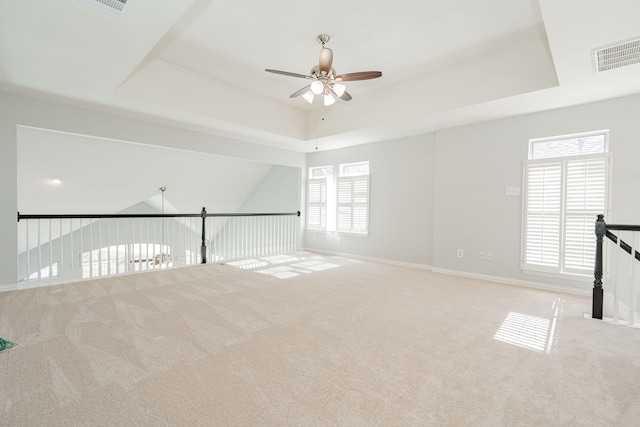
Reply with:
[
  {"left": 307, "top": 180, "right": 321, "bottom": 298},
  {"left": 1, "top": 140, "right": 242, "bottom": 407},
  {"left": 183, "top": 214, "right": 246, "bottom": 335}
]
[{"left": 1, "top": 252, "right": 639, "bottom": 426}]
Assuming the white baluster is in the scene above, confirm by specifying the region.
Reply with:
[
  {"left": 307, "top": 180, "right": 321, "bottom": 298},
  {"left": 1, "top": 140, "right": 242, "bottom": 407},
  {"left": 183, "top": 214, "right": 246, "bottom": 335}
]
[
  {"left": 37, "top": 219, "right": 42, "bottom": 280},
  {"left": 59, "top": 218, "right": 64, "bottom": 281},
  {"left": 613, "top": 233, "right": 621, "bottom": 322},
  {"left": 25, "top": 220, "right": 30, "bottom": 283},
  {"left": 631, "top": 231, "right": 639, "bottom": 326},
  {"left": 70, "top": 218, "right": 74, "bottom": 275},
  {"left": 47, "top": 218, "right": 52, "bottom": 280}
]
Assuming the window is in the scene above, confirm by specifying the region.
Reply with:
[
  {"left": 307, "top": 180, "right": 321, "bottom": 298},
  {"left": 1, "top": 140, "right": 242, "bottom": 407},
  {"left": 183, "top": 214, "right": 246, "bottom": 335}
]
[
  {"left": 307, "top": 166, "right": 333, "bottom": 230},
  {"left": 337, "top": 162, "right": 370, "bottom": 234},
  {"left": 306, "top": 161, "right": 370, "bottom": 234},
  {"left": 340, "top": 161, "right": 369, "bottom": 177},
  {"left": 522, "top": 131, "right": 609, "bottom": 277}
]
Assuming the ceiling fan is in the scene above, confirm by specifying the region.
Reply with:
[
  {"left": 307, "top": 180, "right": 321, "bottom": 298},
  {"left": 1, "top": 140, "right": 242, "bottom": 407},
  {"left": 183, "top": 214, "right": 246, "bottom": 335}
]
[{"left": 265, "top": 34, "right": 382, "bottom": 106}]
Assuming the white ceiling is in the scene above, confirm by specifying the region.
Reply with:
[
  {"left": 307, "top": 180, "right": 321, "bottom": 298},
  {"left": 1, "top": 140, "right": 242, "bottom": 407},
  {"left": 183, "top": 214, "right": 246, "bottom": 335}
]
[{"left": 2, "top": 0, "right": 640, "bottom": 154}]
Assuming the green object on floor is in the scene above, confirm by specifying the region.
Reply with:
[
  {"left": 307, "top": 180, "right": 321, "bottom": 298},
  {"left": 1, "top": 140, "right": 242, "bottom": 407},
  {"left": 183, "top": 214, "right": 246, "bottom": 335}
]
[{"left": 0, "top": 337, "right": 17, "bottom": 352}]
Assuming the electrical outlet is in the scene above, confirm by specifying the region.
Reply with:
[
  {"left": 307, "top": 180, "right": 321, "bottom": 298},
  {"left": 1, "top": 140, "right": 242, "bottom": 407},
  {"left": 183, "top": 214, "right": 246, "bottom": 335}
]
[
  {"left": 457, "top": 249, "right": 464, "bottom": 258},
  {"left": 480, "top": 251, "right": 486, "bottom": 260},
  {"left": 487, "top": 252, "right": 494, "bottom": 261},
  {"left": 506, "top": 187, "right": 521, "bottom": 196}
]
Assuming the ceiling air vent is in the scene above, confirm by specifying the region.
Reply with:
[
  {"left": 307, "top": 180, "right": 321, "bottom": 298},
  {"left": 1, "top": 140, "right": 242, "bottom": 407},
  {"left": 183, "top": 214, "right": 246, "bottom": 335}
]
[
  {"left": 80, "top": 0, "right": 128, "bottom": 16},
  {"left": 594, "top": 38, "right": 640, "bottom": 72}
]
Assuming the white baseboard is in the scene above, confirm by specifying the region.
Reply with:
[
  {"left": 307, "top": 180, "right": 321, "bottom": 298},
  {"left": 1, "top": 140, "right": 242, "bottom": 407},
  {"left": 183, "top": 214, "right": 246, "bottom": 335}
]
[
  {"left": 427, "top": 267, "right": 590, "bottom": 296},
  {"left": 4, "top": 249, "right": 592, "bottom": 298},
  {"left": 301, "top": 247, "right": 432, "bottom": 271},
  {"left": 0, "top": 283, "right": 19, "bottom": 293},
  {"left": 583, "top": 313, "right": 640, "bottom": 328},
  {"left": 302, "top": 247, "right": 590, "bottom": 296}
]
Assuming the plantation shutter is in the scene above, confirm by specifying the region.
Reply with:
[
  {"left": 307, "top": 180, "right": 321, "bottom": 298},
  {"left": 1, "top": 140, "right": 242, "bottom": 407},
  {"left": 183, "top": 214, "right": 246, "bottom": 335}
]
[
  {"left": 307, "top": 178, "right": 326, "bottom": 230},
  {"left": 524, "top": 161, "right": 562, "bottom": 269},
  {"left": 337, "top": 175, "right": 369, "bottom": 233},
  {"left": 563, "top": 155, "right": 608, "bottom": 272},
  {"left": 523, "top": 153, "right": 608, "bottom": 275}
]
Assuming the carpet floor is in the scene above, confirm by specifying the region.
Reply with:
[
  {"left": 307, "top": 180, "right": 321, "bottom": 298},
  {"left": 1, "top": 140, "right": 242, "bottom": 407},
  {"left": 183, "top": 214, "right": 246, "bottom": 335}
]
[{"left": 1, "top": 252, "right": 639, "bottom": 426}]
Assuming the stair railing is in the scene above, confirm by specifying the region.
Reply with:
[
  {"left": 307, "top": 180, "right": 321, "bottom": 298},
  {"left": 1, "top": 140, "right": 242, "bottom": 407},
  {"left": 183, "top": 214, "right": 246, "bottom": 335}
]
[
  {"left": 16, "top": 209, "right": 300, "bottom": 285},
  {"left": 593, "top": 214, "right": 640, "bottom": 322}
]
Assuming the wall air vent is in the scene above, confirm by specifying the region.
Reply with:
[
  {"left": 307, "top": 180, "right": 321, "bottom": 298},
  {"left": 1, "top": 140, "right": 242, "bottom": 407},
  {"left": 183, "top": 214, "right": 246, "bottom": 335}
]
[
  {"left": 80, "top": 0, "right": 128, "bottom": 16},
  {"left": 594, "top": 38, "right": 640, "bottom": 72}
]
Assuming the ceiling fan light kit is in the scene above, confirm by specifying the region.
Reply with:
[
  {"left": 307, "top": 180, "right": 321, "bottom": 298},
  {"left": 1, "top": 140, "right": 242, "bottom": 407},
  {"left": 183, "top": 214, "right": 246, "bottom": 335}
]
[
  {"left": 266, "top": 34, "right": 382, "bottom": 105},
  {"left": 323, "top": 92, "right": 335, "bottom": 106},
  {"left": 310, "top": 80, "right": 324, "bottom": 95}
]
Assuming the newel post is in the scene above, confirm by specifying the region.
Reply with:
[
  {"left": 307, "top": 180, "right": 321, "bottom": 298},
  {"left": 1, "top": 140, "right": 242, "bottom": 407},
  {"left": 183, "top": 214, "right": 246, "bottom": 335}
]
[
  {"left": 592, "top": 214, "right": 605, "bottom": 319},
  {"left": 201, "top": 207, "right": 207, "bottom": 264}
]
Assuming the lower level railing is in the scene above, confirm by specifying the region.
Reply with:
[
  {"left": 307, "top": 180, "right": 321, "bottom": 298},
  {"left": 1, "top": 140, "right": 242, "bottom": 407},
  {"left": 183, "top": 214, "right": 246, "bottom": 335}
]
[
  {"left": 17, "top": 209, "right": 300, "bottom": 285},
  {"left": 593, "top": 214, "right": 640, "bottom": 324}
]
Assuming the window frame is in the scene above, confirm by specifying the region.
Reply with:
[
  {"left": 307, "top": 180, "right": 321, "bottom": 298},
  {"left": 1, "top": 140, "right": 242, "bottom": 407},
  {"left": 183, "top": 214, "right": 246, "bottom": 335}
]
[{"left": 521, "top": 131, "right": 610, "bottom": 280}]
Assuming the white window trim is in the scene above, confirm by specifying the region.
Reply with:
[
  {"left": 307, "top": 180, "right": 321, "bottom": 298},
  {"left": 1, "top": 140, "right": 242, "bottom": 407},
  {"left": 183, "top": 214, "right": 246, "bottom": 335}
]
[{"left": 528, "top": 129, "right": 609, "bottom": 159}]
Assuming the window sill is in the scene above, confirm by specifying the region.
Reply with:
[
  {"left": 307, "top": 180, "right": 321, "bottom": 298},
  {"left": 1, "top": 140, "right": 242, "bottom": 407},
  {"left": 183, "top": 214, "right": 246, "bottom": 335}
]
[
  {"left": 337, "top": 231, "right": 369, "bottom": 237},
  {"left": 305, "top": 228, "right": 328, "bottom": 233},
  {"left": 304, "top": 229, "right": 369, "bottom": 238}
]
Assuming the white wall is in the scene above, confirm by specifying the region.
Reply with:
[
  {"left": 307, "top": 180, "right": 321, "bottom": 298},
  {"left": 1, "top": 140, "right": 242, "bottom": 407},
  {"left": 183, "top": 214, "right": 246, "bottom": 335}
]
[
  {"left": 5, "top": 90, "right": 640, "bottom": 292},
  {"left": 304, "top": 93, "right": 640, "bottom": 293},
  {"left": 433, "top": 93, "right": 640, "bottom": 292},
  {"left": 305, "top": 134, "right": 436, "bottom": 266},
  {"left": 0, "top": 92, "right": 305, "bottom": 286},
  {"left": 238, "top": 166, "right": 301, "bottom": 214},
  {"left": 0, "top": 98, "right": 18, "bottom": 286}
]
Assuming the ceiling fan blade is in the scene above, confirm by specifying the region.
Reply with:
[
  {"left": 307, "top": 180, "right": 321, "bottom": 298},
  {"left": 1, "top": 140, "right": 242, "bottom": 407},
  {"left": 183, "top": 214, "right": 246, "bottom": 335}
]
[
  {"left": 338, "top": 90, "right": 352, "bottom": 101},
  {"left": 290, "top": 86, "right": 311, "bottom": 98},
  {"left": 328, "top": 86, "right": 352, "bottom": 102},
  {"left": 318, "top": 47, "right": 333, "bottom": 75},
  {"left": 265, "top": 69, "right": 312, "bottom": 80},
  {"left": 334, "top": 71, "right": 382, "bottom": 82}
]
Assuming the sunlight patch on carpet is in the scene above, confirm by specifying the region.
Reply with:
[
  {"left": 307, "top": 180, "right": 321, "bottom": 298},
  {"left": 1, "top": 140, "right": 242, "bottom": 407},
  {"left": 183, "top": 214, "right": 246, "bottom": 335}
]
[
  {"left": 494, "top": 312, "right": 552, "bottom": 353},
  {"left": 494, "top": 298, "right": 563, "bottom": 353},
  {"left": 291, "top": 261, "right": 340, "bottom": 271},
  {"left": 227, "top": 254, "right": 340, "bottom": 279},
  {"left": 260, "top": 255, "right": 300, "bottom": 264},
  {"left": 226, "top": 259, "right": 269, "bottom": 269}
]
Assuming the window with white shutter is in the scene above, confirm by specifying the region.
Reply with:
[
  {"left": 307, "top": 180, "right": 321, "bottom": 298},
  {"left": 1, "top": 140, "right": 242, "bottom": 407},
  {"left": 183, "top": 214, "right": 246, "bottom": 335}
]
[
  {"left": 522, "top": 131, "right": 609, "bottom": 277},
  {"left": 524, "top": 161, "right": 562, "bottom": 269},
  {"left": 563, "top": 156, "right": 607, "bottom": 273},
  {"left": 306, "top": 166, "right": 333, "bottom": 231},
  {"left": 307, "top": 178, "right": 327, "bottom": 230},
  {"left": 337, "top": 162, "right": 370, "bottom": 234}
]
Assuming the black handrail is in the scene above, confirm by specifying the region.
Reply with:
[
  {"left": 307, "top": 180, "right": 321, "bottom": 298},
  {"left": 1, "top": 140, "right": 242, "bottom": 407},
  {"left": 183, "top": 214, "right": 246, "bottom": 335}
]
[
  {"left": 17, "top": 211, "right": 301, "bottom": 221},
  {"left": 606, "top": 224, "right": 640, "bottom": 231},
  {"left": 605, "top": 231, "right": 640, "bottom": 262},
  {"left": 18, "top": 209, "right": 300, "bottom": 265},
  {"left": 593, "top": 214, "right": 640, "bottom": 319}
]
